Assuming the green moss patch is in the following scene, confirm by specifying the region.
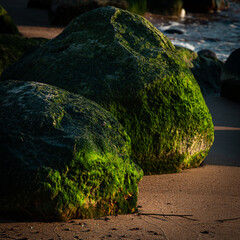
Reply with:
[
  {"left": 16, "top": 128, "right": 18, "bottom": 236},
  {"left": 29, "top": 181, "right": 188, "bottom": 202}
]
[
  {"left": 0, "top": 80, "right": 143, "bottom": 221},
  {"left": 1, "top": 7, "right": 214, "bottom": 174}
]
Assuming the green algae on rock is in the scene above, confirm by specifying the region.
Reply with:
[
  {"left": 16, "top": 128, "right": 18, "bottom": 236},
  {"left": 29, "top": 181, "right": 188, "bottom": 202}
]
[
  {"left": 1, "top": 7, "right": 214, "bottom": 174},
  {"left": 0, "top": 5, "right": 20, "bottom": 35},
  {"left": 0, "top": 80, "right": 143, "bottom": 221},
  {"left": 0, "top": 34, "right": 48, "bottom": 76}
]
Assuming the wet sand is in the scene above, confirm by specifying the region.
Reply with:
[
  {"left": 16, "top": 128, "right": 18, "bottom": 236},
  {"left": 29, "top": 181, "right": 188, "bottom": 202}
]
[{"left": 1, "top": 1, "right": 240, "bottom": 239}]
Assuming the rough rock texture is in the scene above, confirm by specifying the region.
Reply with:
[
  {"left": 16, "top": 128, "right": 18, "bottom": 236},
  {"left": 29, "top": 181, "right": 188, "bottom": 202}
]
[
  {"left": 183, "top": 0, "right": 228, "bottom": 13},
  {"left": 0, "top": 80, "right": 143, "bottom": 221},
  {"left": 1, "top": 7, "right": 214, "bottom": 174},
  {"left": 191, "top": 56, "right": 223, "bottom": 96},
  {"left": 0, "top": 34, "right": 48, "bottom": 76},
  {"left": 147, "top": 0, "right": 183, "bottom": 16},
  {"left": 50, "top": 0, "right": 146, "bottom": 25},
  {"left": 0, "top": 5, "right": 20, "bottom": 35},
  {"left": 28, "top": 0, "right": 53, "bottom": 10},
  {"left": 221, "top": 48, "right": 240, "bottom": 102},
  {"left": 176, "top": 46, "right": 223, "bottom": 96}
]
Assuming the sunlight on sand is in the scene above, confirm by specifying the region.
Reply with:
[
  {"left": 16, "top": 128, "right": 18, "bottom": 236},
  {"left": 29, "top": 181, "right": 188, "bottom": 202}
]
[{"left": 215, "top": 126, "right": 240, "bottom": 130}]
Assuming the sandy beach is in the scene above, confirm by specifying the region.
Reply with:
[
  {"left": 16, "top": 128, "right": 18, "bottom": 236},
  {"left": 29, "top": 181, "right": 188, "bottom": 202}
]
[{"left": 1, "top": 1, "right": 240, "bottom": 239}]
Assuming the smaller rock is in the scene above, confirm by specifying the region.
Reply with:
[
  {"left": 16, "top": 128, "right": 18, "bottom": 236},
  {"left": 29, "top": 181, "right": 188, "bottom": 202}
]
[
  {"left": 164, "top": 29, "right": 184, "bottom": 34},
  {"left": 198, "top": 49, "right": 217, "bottom": 59},
  {"left": 0, "top": 80, "right": 143, "bottom": 221},
  {"left": 175, "top": 46, "right": 223, "bottom": 96},
  {"left": 221, "top": 48, "right": 240, "bottom": 102},
  {"left": 0, "top": 5, "right": 19, "bottom": 35}
]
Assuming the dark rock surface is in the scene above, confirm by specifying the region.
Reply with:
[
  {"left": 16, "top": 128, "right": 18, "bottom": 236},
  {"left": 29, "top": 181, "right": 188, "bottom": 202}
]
[
  {"left": 176, "top": 46, "right": 223, "bottom": 96},
  {"left": 164, "top": 29, "right": 184, "bottom": 34},
  {"left": 0, "top": 5, "right": 19, "bottom": 35},
  {"left": 198, "top": 49, "right": 217, "bottom": 59},
  {"left": 50, "top": 0, "right": 146, "bottom": 26},
  {"left": 192, "top": 55, "right": 223, "bottom": 96},
  {"left": 183, "top": 0, "right": 229, "bottom": 13},
  {"left": 1, "top": 7, "right": 214, "bottom": 175},
  {"left": 147, "top": 0, "right": 183, "bottom": 16},
  {"left": 0, "top": 80, "right": 143, "bottom": 221},
  {"left": 221, "top": 48, "right": 240, "bottom": 102}
]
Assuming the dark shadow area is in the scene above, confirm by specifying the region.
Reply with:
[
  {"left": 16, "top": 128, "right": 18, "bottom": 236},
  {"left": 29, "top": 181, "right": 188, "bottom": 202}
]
[
  {"left": 204, "top": 96, "right": 240, "bottom": 128},
  {"left": 203, "top": 96, "right": 240, "bottom": 167},
  {"left": 1, "top": 0, "right": 52, "bottom": 27},
  {"left": 204, "top": 130, "right": 240, "bottom": 167}
]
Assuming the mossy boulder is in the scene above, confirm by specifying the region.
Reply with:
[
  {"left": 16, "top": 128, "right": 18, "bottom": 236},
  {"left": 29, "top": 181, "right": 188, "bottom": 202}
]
[
  {"left": 50, "top": 0, "right": 146, "bottom": 25},
  {"left": 1, "top": 7, "right": 214, "bottom": 174},
  {"left": 0, "top": 34, "right": 48, "bottom": 76},
  {"left": 183, "top": 0, "right": 228, "bottom": 13},
  {"left": 0, "top": 80, "right": 143, "bottom": 221},
  {"left": 147, "top": 0, "right": 183, "bottom": 16},
  {"left": 0, "top": 5, "right": 19, "bottom": 35},
  {"left": 221, "top": 48, "right": 240, "bottom": 102},
  {"left": 175, "top": 46, "right": 223, "bottom": 96}
]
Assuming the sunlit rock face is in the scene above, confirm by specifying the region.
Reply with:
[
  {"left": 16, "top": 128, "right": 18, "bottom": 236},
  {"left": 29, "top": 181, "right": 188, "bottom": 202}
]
[
  {"left": 221, "top": 48, "right": 240, "bottom": 102},
  {"left": 0, "top": 80, "right": 143, "bottom": 221},
  {"left": 0, "top": 5, "right": 19, "bottom": 35},
  {"left": 1, "top": 7, "right": 214, "bottom": 174}
]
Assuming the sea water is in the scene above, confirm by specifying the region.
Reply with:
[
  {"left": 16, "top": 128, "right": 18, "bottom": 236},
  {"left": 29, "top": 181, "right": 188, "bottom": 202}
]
[{"left": 145, "top": 0, "right": 240, "bottom": 61}]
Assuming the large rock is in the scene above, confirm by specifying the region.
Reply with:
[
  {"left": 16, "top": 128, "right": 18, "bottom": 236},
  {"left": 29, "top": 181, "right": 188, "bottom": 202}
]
[
  {"left": 175, "top": 46, "right": 223, "bottom": 96},
  {"left": 0, "top": 80, "right": 143, "bottom": 221},
  {"left": 1, "top": 7, "right": 214, "bottom": 174},
  {"left": 147, "top": 0, "right": 183, "bottom": 16},
  {"left": 0, "top": 34, "right": 48, "bottom": 76},
  {"left": 0, "top": 5, "right": 19, "bottom": 35},
  {"left": 50, "top": 0, "right": 146, "bottom": 25},
  {"left": 183, "top": 0, "right": 228, "bottom": 13},
  {"left": 221, "top": 48, "right": 240, "bottom": 102}
]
